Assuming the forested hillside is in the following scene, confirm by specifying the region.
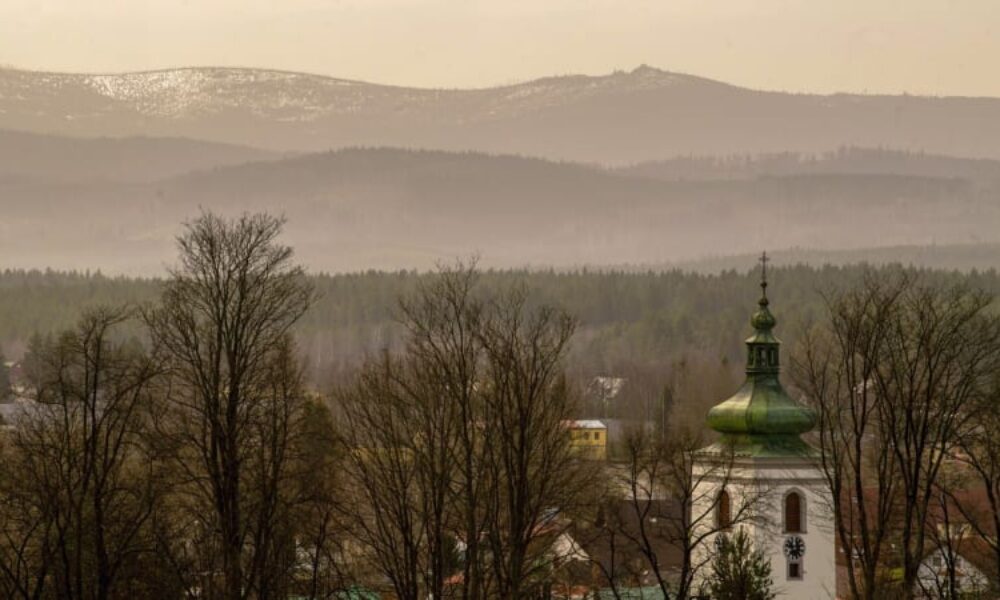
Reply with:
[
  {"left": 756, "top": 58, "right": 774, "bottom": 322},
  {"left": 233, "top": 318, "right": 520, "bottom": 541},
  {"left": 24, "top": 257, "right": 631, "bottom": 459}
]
[
  {"left": 5, "top": 147, "right": 1000, "bottom": 274},
  {"left": 0, "top": 129, "right": 277, "bottom": 182},
  {"left": 4, "top": 264, "right": 998, "bottom": 392}
]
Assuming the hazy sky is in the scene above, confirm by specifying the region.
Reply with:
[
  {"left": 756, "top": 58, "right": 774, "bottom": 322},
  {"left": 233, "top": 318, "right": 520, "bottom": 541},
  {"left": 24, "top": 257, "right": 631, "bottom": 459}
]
[{"left": 2, "top": 0, "right": 998, "bottom": 96}]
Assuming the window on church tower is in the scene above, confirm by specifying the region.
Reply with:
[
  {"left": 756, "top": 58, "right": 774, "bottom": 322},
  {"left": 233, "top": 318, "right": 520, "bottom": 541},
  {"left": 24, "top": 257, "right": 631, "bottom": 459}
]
[
  {"left": 788, "top": 560, "right": 802, "bottom": 580},
  {"left": 785, "top": 491, "right": 803, "bottom": 533},
  {"left": 717, "top": 490, "right": 731, "bottom": 530}
]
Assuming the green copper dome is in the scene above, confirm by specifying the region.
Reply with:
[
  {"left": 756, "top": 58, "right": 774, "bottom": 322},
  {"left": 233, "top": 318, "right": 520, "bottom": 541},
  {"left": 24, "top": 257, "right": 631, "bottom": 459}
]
[{"left": 704, "top": 260, "right": 817, "bottom": 457}]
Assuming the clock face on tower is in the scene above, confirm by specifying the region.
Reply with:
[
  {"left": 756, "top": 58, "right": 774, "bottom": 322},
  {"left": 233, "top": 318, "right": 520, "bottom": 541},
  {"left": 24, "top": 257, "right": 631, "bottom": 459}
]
[{"left": 783, "top": 535, "right": 805, "bottom": 560}]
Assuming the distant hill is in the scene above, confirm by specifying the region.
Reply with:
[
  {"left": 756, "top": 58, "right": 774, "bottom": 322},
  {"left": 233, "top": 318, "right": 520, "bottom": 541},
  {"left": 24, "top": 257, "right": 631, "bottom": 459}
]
[
  {"left": 2, "top": 147, "right": 998, "bottom": 274},
  {"left": 619, "top": 147, "right": 1000, "bottom": 184},
  {"left": 3, "top": 66, "right": 1000, "bottom": 163},
  {"left": 0, "top": 129, "right": 278, "bottom": 182},
  {"left": 665, "top": 245, "right": 1000, "bottom": 274}
]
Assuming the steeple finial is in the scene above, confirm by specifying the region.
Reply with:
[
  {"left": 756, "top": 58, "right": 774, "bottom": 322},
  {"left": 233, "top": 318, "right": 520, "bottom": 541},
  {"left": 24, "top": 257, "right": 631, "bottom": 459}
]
[
  {"left": 759, "top": 251, "right": 770, "bottom": 304},
  {"left": 750, "top": 251, "right": 776, "bottom": 334}
]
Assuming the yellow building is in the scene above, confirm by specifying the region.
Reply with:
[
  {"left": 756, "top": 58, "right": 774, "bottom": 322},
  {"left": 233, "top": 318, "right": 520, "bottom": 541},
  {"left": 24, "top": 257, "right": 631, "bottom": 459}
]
[{"left": 567, "top": 419, "right": 607, "bottom": 460}]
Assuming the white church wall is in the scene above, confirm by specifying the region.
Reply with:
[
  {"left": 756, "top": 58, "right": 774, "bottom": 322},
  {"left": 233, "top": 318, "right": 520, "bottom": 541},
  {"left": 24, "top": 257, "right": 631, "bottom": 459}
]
[{"left": 690, "top": 455, "right": 837, "bottom": 600}]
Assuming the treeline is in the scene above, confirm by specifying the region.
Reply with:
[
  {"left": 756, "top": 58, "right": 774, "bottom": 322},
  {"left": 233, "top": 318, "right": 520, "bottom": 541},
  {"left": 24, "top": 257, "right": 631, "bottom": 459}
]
[
  {"left": 668, "top": 244, "right": 1000, "bottom": 276},
  {"left": 7, "top": 260, "right": 1000, "bottom": 440},
  {"left": 620, "top": 146, "right": 1000, "bottom": 182},
  {"left": 4, "top": 264, "right": 1000, "bottom": 377}
]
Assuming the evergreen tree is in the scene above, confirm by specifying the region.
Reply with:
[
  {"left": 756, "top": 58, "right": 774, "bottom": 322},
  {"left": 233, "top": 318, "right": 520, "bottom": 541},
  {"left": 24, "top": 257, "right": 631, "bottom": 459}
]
[
  {"left": 0, "top": 352, "right": 10, "bottom": 401},
  {"left": 657, "top": 382, "right": 674, "bottom": 441},
  {"left": 705, "top": 529, "right": 776, "bottom": 600}
]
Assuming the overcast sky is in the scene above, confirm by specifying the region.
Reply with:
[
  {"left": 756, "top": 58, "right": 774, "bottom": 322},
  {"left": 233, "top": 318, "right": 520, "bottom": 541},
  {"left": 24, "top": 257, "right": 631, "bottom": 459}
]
[{"left": 2, "top": 0, "right": 997, "bottom": 96}]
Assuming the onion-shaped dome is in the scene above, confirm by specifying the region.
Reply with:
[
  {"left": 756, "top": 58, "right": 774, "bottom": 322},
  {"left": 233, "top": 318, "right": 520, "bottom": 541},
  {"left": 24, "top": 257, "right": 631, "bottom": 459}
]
[{"left": 703, "top": 263, "right": 817, "bottom": 457}]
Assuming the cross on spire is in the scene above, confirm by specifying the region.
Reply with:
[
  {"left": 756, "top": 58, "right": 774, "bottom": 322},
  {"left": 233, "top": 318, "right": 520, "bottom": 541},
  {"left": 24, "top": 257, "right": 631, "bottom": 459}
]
[{"left": 759, "top": 251, "right": 770, "bottom": 299}]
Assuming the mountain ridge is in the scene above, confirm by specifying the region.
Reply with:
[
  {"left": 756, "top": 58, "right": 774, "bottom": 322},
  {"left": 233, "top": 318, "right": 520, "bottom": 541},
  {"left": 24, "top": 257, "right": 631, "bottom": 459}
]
[
  {"left": 8, "top": 62, "right": 998, "bottom": 98},
  {"left": 5, "top": 65, "right": 1000, "bottom": 162},
  {"left": 0, "top": 63, "right": 725, "bottom": 94}
]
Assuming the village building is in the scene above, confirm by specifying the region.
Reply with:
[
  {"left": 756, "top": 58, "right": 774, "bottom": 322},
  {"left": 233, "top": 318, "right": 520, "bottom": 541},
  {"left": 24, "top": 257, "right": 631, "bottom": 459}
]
[
  {"left": 567, "top": 419, "right": 608, "bottom": 461},
  {"left": 916, "top": 541, "right": 993, "bottom": 598}
]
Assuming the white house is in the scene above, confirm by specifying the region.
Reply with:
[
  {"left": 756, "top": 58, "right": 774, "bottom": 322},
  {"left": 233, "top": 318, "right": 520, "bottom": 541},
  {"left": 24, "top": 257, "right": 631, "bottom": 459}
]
[{"left": 916, "top": 542, "right": 993, "bottom": 598}]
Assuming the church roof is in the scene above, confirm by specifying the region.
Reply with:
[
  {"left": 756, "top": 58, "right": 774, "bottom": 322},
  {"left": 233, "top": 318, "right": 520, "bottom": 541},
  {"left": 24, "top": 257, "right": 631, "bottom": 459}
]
[{"left": 702, "top": 255, "right": 817, "bottom": 457}]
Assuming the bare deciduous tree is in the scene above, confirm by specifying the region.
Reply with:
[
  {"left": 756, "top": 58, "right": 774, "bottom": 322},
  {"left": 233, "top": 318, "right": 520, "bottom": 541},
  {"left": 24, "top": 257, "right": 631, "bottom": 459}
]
[
  {"left": 145, "top": 212, "right": 314, "bottom": 600},
  {"left": 791, "top": 274, "right": 907, "bottom": 600},
  {"left": 477, "top": 287, "right": 584, "bottom": 599},
  {"left": 792, "top": 271, "right": 1000, "bottom": 599},
  {"left": 0, "top": 307, "right": 162, "bottom": 600},
  {"left": 397, "top": 264, "right": 488, "bottom": 600},
  {"left": 338, "top": 264, "right": 591, "bottom": 600},
  {"left": 293, "top": 398, "right": 351, "bottom": 600},
  {"left": 949, "top": 373, "right": 1000, "bottom": 597},
  {"left": 338, "top": 353, "right": 430, "bottom": 600},
  {"left": 876, "top": 283, "right": 1000, "bottom": 598}
]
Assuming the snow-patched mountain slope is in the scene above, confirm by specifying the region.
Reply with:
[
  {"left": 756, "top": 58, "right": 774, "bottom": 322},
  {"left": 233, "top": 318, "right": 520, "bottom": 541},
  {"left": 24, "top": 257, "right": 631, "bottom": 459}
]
[
  {"left": 3, "top": 65, "right": 1000, "bottom": 162},
  {"left": 0, "top": 64, "right": 699, "bottom": 121}
]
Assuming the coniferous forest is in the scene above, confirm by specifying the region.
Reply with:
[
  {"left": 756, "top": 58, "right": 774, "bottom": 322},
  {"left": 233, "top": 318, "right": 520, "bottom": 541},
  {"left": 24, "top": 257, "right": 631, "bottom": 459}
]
[{"left": 2, "top": 260, "right": 998, "bottom": 383}]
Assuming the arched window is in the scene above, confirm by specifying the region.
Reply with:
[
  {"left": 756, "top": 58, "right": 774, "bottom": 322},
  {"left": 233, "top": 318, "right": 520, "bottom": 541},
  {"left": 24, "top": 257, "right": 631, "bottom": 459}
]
[
  {"left": 785, "top": 491, "right": 803, "bottom": 533},
  {"left": 717, "top": 489, "right": 732, "bottom": 530}
]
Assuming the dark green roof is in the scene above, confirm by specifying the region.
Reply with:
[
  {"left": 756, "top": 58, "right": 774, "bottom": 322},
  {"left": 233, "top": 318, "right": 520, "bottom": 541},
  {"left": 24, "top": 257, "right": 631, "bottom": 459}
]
[
  {"left": 706, "top": 372, "right": 815, "bottom": 436},
  {"left": 703, "top": 267, "right": 817, "bottom": 457}
]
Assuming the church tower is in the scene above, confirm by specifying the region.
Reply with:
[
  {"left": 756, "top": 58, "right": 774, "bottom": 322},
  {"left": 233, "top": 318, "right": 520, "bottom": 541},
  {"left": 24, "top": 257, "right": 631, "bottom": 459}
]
[{"left": 692, "top": 254, "right": 836, "bottom": 599}]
